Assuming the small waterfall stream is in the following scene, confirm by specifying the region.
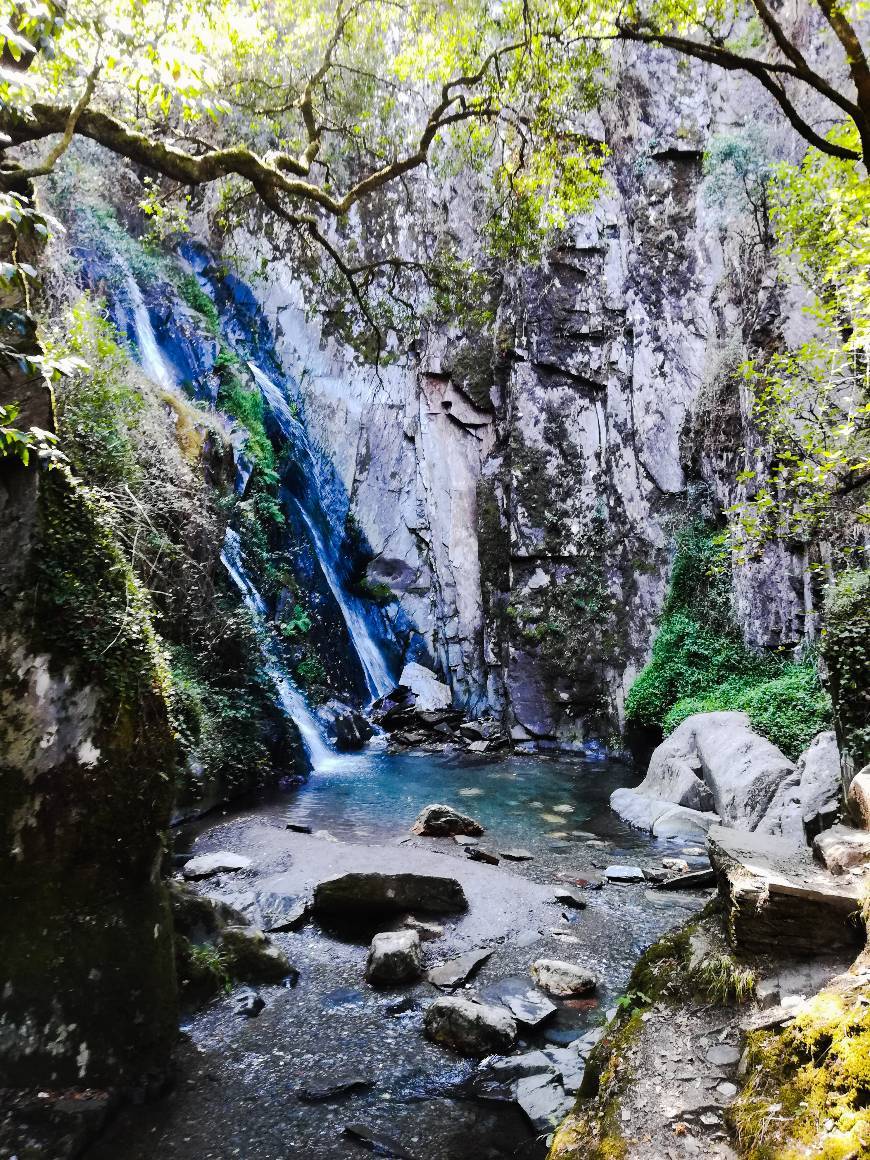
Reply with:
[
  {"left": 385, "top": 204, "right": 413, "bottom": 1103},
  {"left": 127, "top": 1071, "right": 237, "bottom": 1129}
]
[
  {"left": 247, "top": 362, "right": 394, "bottom": 699},
  {"left": 121, "top": 268, "right": 178, "bottom": 391},
  {"left": 220, "top": 529, "right": 333, "bottom": 769}
]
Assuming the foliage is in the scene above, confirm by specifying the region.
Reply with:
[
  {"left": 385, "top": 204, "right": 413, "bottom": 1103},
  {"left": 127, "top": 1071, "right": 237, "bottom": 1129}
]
[
  {"left": 734, "top": 985, "right": 870, "bottom": 1160},
  {"left": 693, "top": 952, "right": 756, "bottom": 1005},
  {"left": 702, "top": 127, "right": 772, "bottom": 246},
  {"left": 727, "top": 125, "right": 869, "bottom": 561},
  {"left": 822, "top": 568, "right": 870, "bottom": 772},
  {"left": 177, "top": 272, "right": 220, "bottom": 335},
  {"left": 355, "top": 577, "right": 393, "bottom": 604},
  {"left": 278, "top": 603, "right": 312, "bottom": 639},
  {"left": 296, "top": 651, "right": 328, "bottom": 693},
  {"left": 216, "top": 371, "right": 278, "bottom": 486},
  {"left": 0, "top": 401, "right": 64, "bottom": 468},
  {"left": 626, "top": 523, "right": 832, "bottom": 759}
]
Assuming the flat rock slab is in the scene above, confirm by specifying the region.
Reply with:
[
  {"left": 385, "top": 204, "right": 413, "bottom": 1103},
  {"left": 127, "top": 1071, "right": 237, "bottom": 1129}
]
[
  {"left": 708, "top": 825, "right": 864, "bottom": 955},
  {"left": 313, "top": 872, "right": 468, "bottom": 916},
  {"left": 604, "top": 865, "right": 645, "bottom": 883},
  {"left": 344, "top": 1123, "right": 417, "bottom": 1158},
  {"left": 428, "top": 948, "right": 492, "bottom": 988},
  {"left": 813, "top": 824, "right": 870, "bottom": 874},
  {"left": 253, "top": 890, "right": 309, "bottom": 931},
  {"left": 228, "top": 825, "right": 557, "bottom": 952},
  {"left": 500, "top": 848, "right": 534, "bottom": 861},
  {"left": 653, "top": 869, "right": 716, "bottom": 891},
  {"left": 515, "top": 1073, "right": 574, "bottom": 1134},
  {"left": 299, "top": 1074, "right": 373, "bottom": 1102},
  {"left": 183, "top": 851, "right": 252, "bottom": 879},
  {"left": 480, "top": 976, "right": 557, "bottom": 1027}
]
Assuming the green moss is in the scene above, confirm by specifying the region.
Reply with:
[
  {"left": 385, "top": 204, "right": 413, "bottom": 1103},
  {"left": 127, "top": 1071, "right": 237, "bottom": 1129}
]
[
  {"left": 176, "top": 272, "right": 220, "bottom": 335},
  {"left": 733, "top": 985, "right": 870, "bottom": 1159},
  {"left": 626, "top": 523, "right": 832, "bottom": 759},
  {"left": 355, "top": 577, "right": 394, "bottom": 604},
  {"left": 822, "top": 568, "right": 870, "bottom": 774},
  {"left": 217, "top": 372, "right": 278, "bottom": 485}
]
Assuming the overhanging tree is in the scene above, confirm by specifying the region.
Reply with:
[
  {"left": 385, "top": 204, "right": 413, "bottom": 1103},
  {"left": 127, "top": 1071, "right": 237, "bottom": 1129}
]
[{"left": 0, "top": 0, "right": 610, "bottom": 341}]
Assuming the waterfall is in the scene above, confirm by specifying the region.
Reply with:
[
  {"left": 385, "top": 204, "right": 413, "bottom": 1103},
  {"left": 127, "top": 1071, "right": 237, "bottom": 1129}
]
[
  {"left": 120, "top": 268, "right": 177, "bottom": 391},
  {"left": 221, "top": 528, "right": 334, "bottom": 769},
  {"left": 248, "top": 362, "right": 394, "bottom": 700}
]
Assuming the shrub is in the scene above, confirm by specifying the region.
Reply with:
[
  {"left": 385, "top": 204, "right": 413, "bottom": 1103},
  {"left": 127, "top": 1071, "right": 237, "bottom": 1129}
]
[
  {"left": 626, "top": 522, "right": 832, "bottom": 759},
  {"left": 177, "top": 272, "right": 220, "bottom": 335}
]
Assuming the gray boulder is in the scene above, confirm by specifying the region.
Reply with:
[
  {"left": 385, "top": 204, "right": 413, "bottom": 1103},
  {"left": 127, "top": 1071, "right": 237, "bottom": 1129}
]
[
  {"left": 365, "top": 929, "right": 423, "bottom": 985},
  {"left": 530, "top": 959, "right": 598, "bottom": 997},
  {"left": 313, "top": 872, "right": 467, "bottom": 915},
  {"left": 399, "top": 662, "right": 453, "bottom": 711},
  {"left": 315, "top": 699, "right": 374, "bottom": 751},
  {"left": 612, "top": 712, "right": 803, "bottom": 839},
  {"left": 848, "top": 765, "right": 870, "bottom": 830},
  {"left": 813, "top": 823, "right": 870, "bottom": 875},
  {"left": 424, "top": 996, "right": 517, "bottom": 1056},
  {"left": 411, "top": 803, "right": 484, "bottom": 837},
  {"left": 797, "top": 732, "right": 842, "bottom": 840},
  {"left": 515, "top": 1073, "right": 575, "bottom": 1134},
  {"left": 480, "top": 977, "right": 557, "bottom": 1027}
]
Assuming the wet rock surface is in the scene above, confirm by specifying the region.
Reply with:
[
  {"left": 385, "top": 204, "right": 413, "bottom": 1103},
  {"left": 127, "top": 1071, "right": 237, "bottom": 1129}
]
[
  {"left": 424, "top": 996, "right": 518, "bottom": 1057},
  {"left": 366, "top": 930, "right": 423, "bottom": 985},
  {"left": 411, "top": 802, "right": 484, "bottom": 837}
]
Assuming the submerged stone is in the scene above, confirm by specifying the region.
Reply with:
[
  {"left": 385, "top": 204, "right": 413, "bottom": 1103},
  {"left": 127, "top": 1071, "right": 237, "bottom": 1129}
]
[{"left": 480, "top": 976, "right": 557, "bottom": 1027}]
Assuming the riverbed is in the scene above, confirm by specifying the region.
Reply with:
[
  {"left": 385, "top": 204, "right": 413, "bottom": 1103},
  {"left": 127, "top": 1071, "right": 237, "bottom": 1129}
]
[{"left": 86, "top": 748, "right": 712, "bottom": 1160}]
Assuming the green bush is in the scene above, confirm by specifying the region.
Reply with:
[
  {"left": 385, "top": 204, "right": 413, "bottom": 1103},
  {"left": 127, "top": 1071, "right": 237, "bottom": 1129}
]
[
  {"left": 626, "top": 522, "right": 832, "bottom": 760},
  {"left": 663, "top": 663, "right": 832, "bottom": 760},
  {"left": 177, "top": 273, "right": 220, "bottom": 335},
  {"left": 822, "top": 568, "right": 870, "bottom": 772}
]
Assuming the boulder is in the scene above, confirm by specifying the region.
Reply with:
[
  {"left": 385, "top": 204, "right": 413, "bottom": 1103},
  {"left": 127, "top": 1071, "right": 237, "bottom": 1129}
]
[
  {"left": 399, "top": 662, "right": 453, "bottom": 711},
  {"left": 313, "top": 872, "right": 467, "bottom": 916},
  {"left": 847, "top": 765, "right": 870, "bottom": 830},
  {"left": 315, "top": 699, "right": 374, "bottom": 750},
  {"left": 530, "top": 959, "right": 598, "bottom": 997},
  {"left": 411, "top": 803, "right": 484, "bottom": 837},
  {"left": 182, "top": 851, "right": 252, "bottom": 879},
  {"left": 813, "top": 824, "right": 870, "bottom": 875},
  {"left": 515, "top": 1073, "right": 575, "bottom": 1134},
  {"left": 220, "top": 926, "right": 296, "bottom": 983},
  {"left": 424, "top": 996, "right": 517, "bottom": 1056},
  {"left": 797, "top": 731, "right": 843, "bottom": 840},
  {"left": 365, "top": 929, "right": 423, "bottom": 985},
  {"left": 612, "top": 712, "right": 801, "bottom": 839},
  {"left": 707, "top": 825, "right": 864, "bottom": 955},
  {"left": 168, "top": 880, "right": 249, "bottom": 940}
]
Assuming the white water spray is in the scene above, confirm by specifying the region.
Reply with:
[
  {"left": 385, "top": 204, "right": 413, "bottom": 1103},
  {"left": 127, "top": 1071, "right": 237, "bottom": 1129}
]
[
  {"left": 248, "top": 362, "right": 394, "bottom": 700},
  {"left": 220, "top": 529, "right": 334, "bottom": 769}
]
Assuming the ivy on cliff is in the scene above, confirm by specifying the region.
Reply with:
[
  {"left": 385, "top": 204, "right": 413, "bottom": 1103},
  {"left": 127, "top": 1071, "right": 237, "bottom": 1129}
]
[{"left": 625, "top": 523, "right": 831, "bottom": 760}]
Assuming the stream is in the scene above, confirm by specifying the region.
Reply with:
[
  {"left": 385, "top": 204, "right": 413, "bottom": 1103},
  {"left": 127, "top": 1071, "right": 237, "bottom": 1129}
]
[{"left": 85, "top": 748, "right": 709, "bottom": 1160}]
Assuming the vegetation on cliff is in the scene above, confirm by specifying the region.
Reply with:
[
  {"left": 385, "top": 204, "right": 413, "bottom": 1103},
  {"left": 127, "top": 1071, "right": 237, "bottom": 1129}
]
[{"left": 625, "top": 523, "right": 831, "bottom": 759}]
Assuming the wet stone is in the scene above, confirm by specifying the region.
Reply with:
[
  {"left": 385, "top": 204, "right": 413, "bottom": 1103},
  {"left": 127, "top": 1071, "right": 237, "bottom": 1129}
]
[
  {"left": 604, "top": 865, "right": 645, "bottom": 883},
  {"left": 480, "top": 977, "right": 557, "bottom": 1027},
  {"left": 428, "top": 948, "right": 492, "bottom": 988},
  {"left": 183, "top": 851, "right": 252, "bottom": 880},
  {"left": 298, "top": 1074, "right": 374, "bottom": 1102},
  {"left": 233, "top": 989, "right": 265, "bottom": 1018},
  {"left": 500, "top": 848, "right": 534, "bottom": 861},
  {"left": 343, "top": 1123, "right": 417, "bottom": 1158},
  {"left": 552, "top": 887, "right": 587, "bottom": 910},
  {"left": 465, "top": 846, "right": 500, "bottom": 865}
]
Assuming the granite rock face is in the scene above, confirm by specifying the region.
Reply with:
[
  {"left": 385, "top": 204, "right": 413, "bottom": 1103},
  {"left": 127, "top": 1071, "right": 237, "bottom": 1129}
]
[{"left": 206, "top": 40, "right": 820, "bottom": 748}]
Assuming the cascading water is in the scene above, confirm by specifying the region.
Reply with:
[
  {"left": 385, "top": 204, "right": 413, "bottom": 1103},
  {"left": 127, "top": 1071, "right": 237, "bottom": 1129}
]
[
  {"left": 120, "top": 267, "right": 177, "bottom": 391},
  {"left": 220, "top": 528, "right": 334, "bottom": 769},
  {"left": 248, "top": 361, "right": 394, "bottom": 700}
]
